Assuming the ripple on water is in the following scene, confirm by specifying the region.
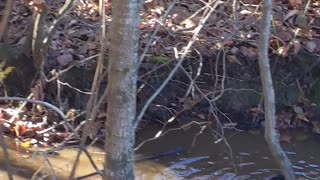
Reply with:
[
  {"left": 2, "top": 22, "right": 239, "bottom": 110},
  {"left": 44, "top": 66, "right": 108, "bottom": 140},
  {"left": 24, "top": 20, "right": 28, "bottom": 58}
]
[
  {"left": 238, "top": 152, "right": 250, "bottom": 156},
  {"left": 293, "top": 165, "right": 304, "bottom": 170},
  {"left": 169, "top": 156, "right": 210, "bottom": 170},
  {"left": 298, "top": 160, "right": 306, "bottom": 164},
  {"left": 285, "top": 151, "right": 297, "bottom": 155},
  {"left": 238, "top": 162, "right": 255, "bottom": 167},
  {"left": 307, "top": 164, "right": 319, "bottom": 168}
]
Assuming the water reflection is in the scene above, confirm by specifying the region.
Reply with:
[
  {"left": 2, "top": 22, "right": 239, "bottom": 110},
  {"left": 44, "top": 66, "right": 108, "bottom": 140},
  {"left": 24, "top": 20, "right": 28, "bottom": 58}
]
[
  {"left": 0, "top": 124, "right": 319, "bottom": 179},
  {"left": 136, "top": 125, "right": 320, "bottom": 179}
]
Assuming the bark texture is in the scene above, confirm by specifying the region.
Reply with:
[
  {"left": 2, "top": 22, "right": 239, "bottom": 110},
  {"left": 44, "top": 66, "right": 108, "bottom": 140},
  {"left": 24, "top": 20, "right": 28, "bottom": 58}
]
[
  {"left": 104, "top": 0, "right": 142, "bottom": 179},
  {"left": 258, "top": 0, "right": 295, "bottom": 179}
]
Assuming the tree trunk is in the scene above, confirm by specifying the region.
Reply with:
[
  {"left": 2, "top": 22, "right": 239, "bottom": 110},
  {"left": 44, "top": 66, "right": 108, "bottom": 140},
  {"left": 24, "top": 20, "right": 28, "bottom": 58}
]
[
  {"left": 258, "top": 0, "right": 295, "bottom": 179},
  {"left": 104, "top": 0, "right": 142, "bottom": 179}
]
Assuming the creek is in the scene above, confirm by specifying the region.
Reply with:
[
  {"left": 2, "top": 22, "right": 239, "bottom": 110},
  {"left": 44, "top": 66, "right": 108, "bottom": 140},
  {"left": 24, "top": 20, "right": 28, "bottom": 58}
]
[{"left": 0, "top": 124, "right": 320, "bottom": 179}]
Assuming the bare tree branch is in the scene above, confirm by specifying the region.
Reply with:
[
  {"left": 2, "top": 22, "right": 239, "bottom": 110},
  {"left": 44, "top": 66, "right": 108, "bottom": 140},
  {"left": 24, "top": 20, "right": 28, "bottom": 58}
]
[
  {"left": 0, "top": 97, "right": 78, "bottom": 138},
  {"left": 258, "top": 0, "right": 295, "bottom": 179},
  {"left": 134, "top": 0, "right": 223, "bottom": 127},
  {"left": 0, "top": 127, "right": 13, "bottom": 180},
  {"left": 138, "top": 0, "right": 178, "bottom": 65}
]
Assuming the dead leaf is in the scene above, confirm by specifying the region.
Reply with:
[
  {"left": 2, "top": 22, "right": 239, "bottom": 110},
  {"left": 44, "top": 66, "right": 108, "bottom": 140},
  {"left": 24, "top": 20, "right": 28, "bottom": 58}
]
[
  {"left": 277, "top": 30, "right": 293, "bottom": 42},
  {"left": 293, "top": 106, "right": 304, "bottom": 115},
  {"left": 294, "top": 15, "right": 309, "bottom": 29},
  {"left": 230, "top": 47, "right": 239, "bottom": 54},
  {"left": 227, "top": 55, "right": 242, "bottom": 65},
  {"left": 28, "top": 0, "right": 47, "bottom": 12},
  {"left": 32, "top": 0, "right": 45, "bottom": 3},
  {"left": 17, "top": 37, "right": 27, "bottom": 46},
  {"left": 250, "top": 107, "right": 263, "bottom": 114},
  {"left": 277, "top": 46, "right": 288, "bottom": 57},
  {"left": 284, "top": 10, "right": 300, "bottom": 21},
  {"left": 240, "top": 46, "right": 257, "bottom": 59},
  {"left": 297, "top": 114, "right": 309, "bottom": 122},
  {"left": 87, "top": 42, "right": 97, "bottom": 50},
  {"left": 288, "top": 0, "right": 303, "bottom": 7},
  {"left": 293, "top": 106, "right": 309, "bottom": 122},
  {"left": 197, "top": 114, "right": 205, "bottom": 120},
  {"left": 181, "top": 97, "right": 194, "bottom": 110},
  {"left": 279, "top": 134, "right": 291, "bottom": 143},
  {"left": 312, "top": 121, "right": 320, "bottom": 134},
  {"left": 181, "top": 19, "right": 196, "bottom": 29},
  {"left": 57, "top": 53, "right": 73, "bottom": 66},
  {"left": 292, "top": 40, "right": 302, "bottom": 54},
  {"left": 305, "top": 41, "right": 317, "bottom": 52},
  {"left": 239, "top": 10, "right": 252, "bottom": 15},
  {"left": 21, "top": 140, "right": 31, "bottom": 148}
]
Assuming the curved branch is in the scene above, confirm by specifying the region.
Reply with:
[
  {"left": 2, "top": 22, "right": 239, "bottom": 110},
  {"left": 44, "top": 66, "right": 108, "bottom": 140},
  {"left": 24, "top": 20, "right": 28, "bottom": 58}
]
[
  {"left": 0, "top": 97, "right": 78, "bottom": 138},
  {"left": 134, "top": 0, "right": 223, "bottom": 127},
  {"left": 258, "top": 0, "right": 295, "bottom": 179}
]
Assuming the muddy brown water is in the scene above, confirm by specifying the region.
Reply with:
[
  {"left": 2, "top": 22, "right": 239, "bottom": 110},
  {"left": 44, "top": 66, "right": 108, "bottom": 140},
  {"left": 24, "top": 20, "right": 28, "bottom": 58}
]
[{"left": 1, "top": 125, "right": 320, "bottom": 180}]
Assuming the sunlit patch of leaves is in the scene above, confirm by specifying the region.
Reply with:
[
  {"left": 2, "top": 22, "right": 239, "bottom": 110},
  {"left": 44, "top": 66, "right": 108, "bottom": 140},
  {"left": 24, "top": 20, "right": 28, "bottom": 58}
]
[{"left": 0, "top": 63, "right": 14, "bottom": 85}]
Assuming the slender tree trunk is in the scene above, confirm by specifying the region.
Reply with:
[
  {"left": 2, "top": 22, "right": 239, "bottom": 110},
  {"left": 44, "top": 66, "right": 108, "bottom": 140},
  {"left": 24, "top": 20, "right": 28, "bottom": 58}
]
[
  {"left": 104, "top": 0, "right": 142, "bottom": 179},
  {"left": 258, "top": 0, "right": 295, "bottom": 179}
]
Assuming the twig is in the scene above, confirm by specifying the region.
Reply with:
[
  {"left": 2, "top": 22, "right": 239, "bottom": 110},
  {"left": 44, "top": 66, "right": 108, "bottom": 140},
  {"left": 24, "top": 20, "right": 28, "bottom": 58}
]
[
  {"left": 36, "top": 121, "right": 65, "bottom": 134},
  {"left": 0, "top": 127, "right": 13, "bottom": 180},
  {"left": 43, "top": 155, "right": 57, "bottom": 180},
  {"left": 31, "top": 163, "right": 45, "bottom": 180},
  {"left": 0, "top": 97, "right": 78, "bottom": 138},
  {"left": 232, "top": 0, "right": 238, "bottom": 20},
  {"left": 42, "top": 0, "right": 75, "bottom": 56},
  {"left": 138, "top": 0, "right": 178, "bottom": 65},
  {"left": 57, "top": 81, "right": 92, "bottom": 94},
  {"left": 303, "top": 0, "right": 311, "bottom": 14},
  {"left": 56, "top": 73, "right": 63, "bottom": 110},
  {"left": 8, "top": 93, "right": 33, "bottom": 123},
  {"left": 134, "top": 121, "right": 209, "bottom": 150},
  {"left": 92, "top": 0, "right": 107, "bottom": 106},
  {"left": 139, "top": 62, "right": 171, "bottom": 79},
  {"left": 70, "top": 0, "right": 108, "bottom": 178},
  {"left": 174, "top": 46, "right": 232, "bottom": 172},
  {"left": 183, "top": 0, "right": 216, "bottom": 22},
  {"left": 190, "top": 125, "right": 208, "bottom": 149},
  {"left": 68, "top": 146, "right": 103, "bottom": 180},
  {"left": 134, "top": 0, "right": 223, "bottom": 127},
  {"left": 80, "top": 146, "right": 102, "bottom": 174},
  {"left": 47, "top": 54, "right": 100, "bottom": 82},
  {"left": 258, "top": 0, "right": 295, "bottom": 179},
  {"left": 211, "top": 49, "right": 226, "bottom": 102},
  {"left": 40, "top": 0, "right": 76, "bottom": 81},
  {"left": 48, "top": 120, "right": 86, "bottom": 149},
  {"left": 208, "top": 103, "right": 238, "bottom": 173},
  {"left": 184, "top": 48, "right": 203, "bottom": 98}
]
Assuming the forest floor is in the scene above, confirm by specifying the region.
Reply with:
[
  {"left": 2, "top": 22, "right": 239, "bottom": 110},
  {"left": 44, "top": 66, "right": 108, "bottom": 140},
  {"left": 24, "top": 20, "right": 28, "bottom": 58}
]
[{"left": 0, "top": 0, "right": 320, "bottom": 146}]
